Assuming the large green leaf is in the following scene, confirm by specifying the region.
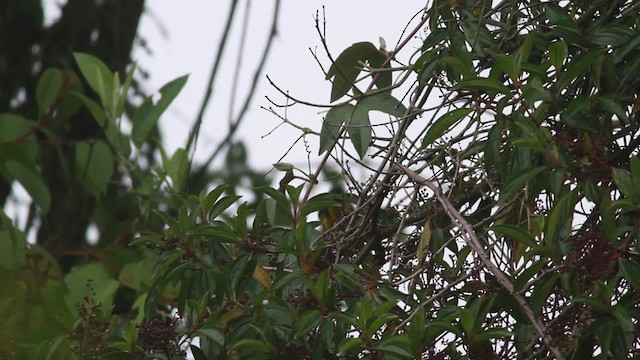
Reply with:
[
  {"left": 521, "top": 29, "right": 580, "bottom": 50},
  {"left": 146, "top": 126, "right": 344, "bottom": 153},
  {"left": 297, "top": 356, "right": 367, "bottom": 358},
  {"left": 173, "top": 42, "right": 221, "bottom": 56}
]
[
  {"left": 131, "top": 74, "right": 188, "bottom": 147},
  {"left": 346, "top": 106, "right": 371, "bottom": 159},
  {"left": 73, "top": 52, "right": 115, "bottom": 111},
  {"left": 498, "top": 166, "right": 545, "bottom": 203},
  {"left": 6, "top": 160, "right": 51, "bottom": 213},
  {"left": 319, "top": 103, "right": 354, "bottom": 154},
  {"left": 326, "top": 42, "right": 389, "bottom": 102},
  {"left": 357, "top": 92, "right": 407, "bottom": 118},
  {"left": 75, "top": 139, "right": 114, "bottom": 195},
  {"left": 36, "top": 68, "right": 63, "bottom": 118}
]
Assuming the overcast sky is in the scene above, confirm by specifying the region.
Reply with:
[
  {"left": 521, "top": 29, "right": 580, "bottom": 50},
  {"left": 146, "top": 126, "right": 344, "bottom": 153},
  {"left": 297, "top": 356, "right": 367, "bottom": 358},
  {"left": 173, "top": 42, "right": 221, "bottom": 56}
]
[{"left": 134, "top": 1, "right": 428, "bottom": 171}]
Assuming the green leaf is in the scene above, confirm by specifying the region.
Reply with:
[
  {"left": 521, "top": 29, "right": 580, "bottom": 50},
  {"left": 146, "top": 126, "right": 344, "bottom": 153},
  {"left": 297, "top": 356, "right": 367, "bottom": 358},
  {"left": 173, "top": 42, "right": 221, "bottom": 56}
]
[
  {"left": 190, "top": 345, "right": 208, "bottom": 360},
  {"left": 357, "top": 93, "right": 407, "bottom": 118},
  {"left": 619, "top": 258, "right": 640, "bottom": 290},
  {"left": 498, "top": 166, "right": 545, "bottom": 203},
  {"left": 200, "top": 184, "right": 229, "bottom": 216},
  {"left": 300, "top": 192, "right": 341, "bottom": 218},
  {"left": 73, "top": 53, "right": 115, "bottom": 111},
  {"left": 346, "top": 106, "right": 371, "bottom": 159},
  {"left": 561, "top": 48, "right": 606, "bottom": 86},
  {"left": 544, "top": 190, "right": 577, "bottom": 252},
  {"left": 632, "top": 157, "right": 640, "bottom": 189},
  {"left": 473, "top": 328, "right": 512, "bottom": 343},
  {"left": 64, "top": 262, "right": 119, "bottom": 319},
  {"left": 228, "top": 255, "right": 256, "bottom": 299},
  {"left": 0, "top": 227, "right": 27, "bottom": 269},
  {"left": 6, "top": 160, "right": 51, "bottom": 212},
  {"left": 421, "top": 108, "right": 472, "bottom": 148},
  {"left": 131, "top": 74, "right": 188, "bottom": 147},
  {"left": 492, "top": 53, "right": 516, "bottom": 80},
  {"left": 0, "top": 114, "right": 39, "bottom": 165},
  {"left": 598, "top": 96, "right": 629, "bottom": 124},
  {"left": 319, "top": 103, "right": 354, "bottom": 154},
  {"left": 273, "top": 162, "right": 294, "bottom": 171},
  {"left": 338, "top": 337, "right": 364, "bottom": 355},
  {"left": 258, "top": 186, "right": 293, "bottom": 221},
  {"left": 612, "top": 32, "right": 640, "bottom": 63},
  {"left": 612, "top": 168, "right": 635, "bottom": 199},
  {"left": 326, "top": 42, "right": 386, "bottom": 102},
  {"left": 36, "top": 68, "right": 63, "bottom": 118},
  {"left": 75, "top": 139, "right": 114, "bottom": 195},
  {"left": 549, "top": 40, "right": 567, "bottom": 70},
  {"left": 194, "top": 327, "right": 225, "bottom": 346},
  {"left": 295, "top": 310, "right": 321, "bottom": 339},
  {"left": 163, "top": 148, "right": 189, "bottom": 192},
  {"left": 232, "top": 339, "right": 270, "bottom": 353},
  {"left": 453, "top": 78, "right": 512, "bottom": 96},
  {"left": 490, "top": 224, "right": 537, "bottom": 248}
]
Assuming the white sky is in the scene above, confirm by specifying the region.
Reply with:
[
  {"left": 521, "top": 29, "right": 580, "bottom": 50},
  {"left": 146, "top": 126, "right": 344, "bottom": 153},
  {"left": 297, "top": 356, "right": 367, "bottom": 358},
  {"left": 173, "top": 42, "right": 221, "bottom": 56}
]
[{"left": 134, "top": 1, "right": 428, "bottom": 173}]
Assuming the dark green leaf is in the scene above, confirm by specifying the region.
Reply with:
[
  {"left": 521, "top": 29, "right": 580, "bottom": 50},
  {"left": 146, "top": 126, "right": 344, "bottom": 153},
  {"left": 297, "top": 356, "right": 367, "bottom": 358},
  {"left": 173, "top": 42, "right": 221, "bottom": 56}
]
[
  {"left": 498, "top": 166, "right": 545, "bottom": 203},
  {"left": 232, "top": 339, "right": 270, "bottom": 353},
  {"left": 319, "top": 103, "right": 354, "bottom": 154},
  {"left": 190, "top": 345, "right": 208, "bottom": 360},
  {"left": 421, "top": 108, "right": 472, "bottom": 148},
  {"left": 357, "top": 93, "right": 407, "bottom": 118},
  {"left": 326, "top": 42, "right": 384, "bottom": 102},
  {"left": 454, "top": 78, "right": 512, "bottom": 96},
  {"left": 612, "top": 168, "right": 635, "bottom": 199},
  {"left": 619, "top": 258, "right": 640, "bottom": 290},
  {"left": 346, "top": 106, "right": 371, "bottom": 159},
  {"left": 36, "top": 68, "right": 63, "bottom": 118},
  {"left": 490, "top": 224, "right": 537, "bottom": 248},
  {"left": 549, "top": 40, "right": 568, "bottom": 70}
]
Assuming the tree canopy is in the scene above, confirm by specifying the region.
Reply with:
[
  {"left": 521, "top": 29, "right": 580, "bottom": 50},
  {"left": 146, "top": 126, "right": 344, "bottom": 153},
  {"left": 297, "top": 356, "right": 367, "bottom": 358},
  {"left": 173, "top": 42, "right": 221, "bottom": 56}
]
[{"left": 2, "top": 0, "right": 640, "bottom": 359}]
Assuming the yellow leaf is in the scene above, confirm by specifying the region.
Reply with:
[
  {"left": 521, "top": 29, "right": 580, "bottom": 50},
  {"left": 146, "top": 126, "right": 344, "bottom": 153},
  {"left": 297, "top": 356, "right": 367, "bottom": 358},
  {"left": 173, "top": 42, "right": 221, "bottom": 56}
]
[
  {"left": 253, "top": 264, "right": 272, "bottom": 289},
  {"left": 417, "top": 219, "right": 431, "bottom": 261}
]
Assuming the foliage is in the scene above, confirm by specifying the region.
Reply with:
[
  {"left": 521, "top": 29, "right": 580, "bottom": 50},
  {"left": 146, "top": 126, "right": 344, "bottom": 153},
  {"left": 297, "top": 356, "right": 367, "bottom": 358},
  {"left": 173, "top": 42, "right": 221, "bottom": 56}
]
[{"left": 2, "top": 1, "right": 640, "bottom": 359}]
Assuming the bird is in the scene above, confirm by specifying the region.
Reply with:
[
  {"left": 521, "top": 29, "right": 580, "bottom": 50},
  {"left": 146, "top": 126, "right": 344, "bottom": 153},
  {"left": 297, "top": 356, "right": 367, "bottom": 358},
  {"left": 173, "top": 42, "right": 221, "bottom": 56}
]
[{"left": 318, "top": 186, "right": 354, "bottom": 231}]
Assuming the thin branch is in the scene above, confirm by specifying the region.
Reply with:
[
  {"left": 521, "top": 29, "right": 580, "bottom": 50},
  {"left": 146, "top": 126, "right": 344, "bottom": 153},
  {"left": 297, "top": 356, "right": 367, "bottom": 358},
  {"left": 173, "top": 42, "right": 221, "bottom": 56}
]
[
  {"left": 190, "top": 0, "right": 281, "bottom": 185},
  {"left": 186, "top": 0, "right": 240, "bottom": 154}
]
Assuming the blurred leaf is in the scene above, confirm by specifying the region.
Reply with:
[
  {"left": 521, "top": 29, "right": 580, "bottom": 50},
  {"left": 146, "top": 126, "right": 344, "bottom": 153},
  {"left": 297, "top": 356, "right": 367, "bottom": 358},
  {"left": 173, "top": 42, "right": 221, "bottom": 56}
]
[
  {"left": 36, "top": 68, "right": 63, "bottom": 118},
  {"left": 75, "top": 139, "right": 114, "bottom": 195},
  {"left": 6, "top": 160, "right": 51, "bottom": 212},
  {"left": 163, "top": 147, "right": 189, "bottom": 192},
  {"left": 73, "top": 52, "right": 115, "bottom": 110},
  {"left": 131, "top": 74, "right": 188, "bottom": 147},
  {"left": 64, "top": 263, "right": 119, "bottom": 319}
]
